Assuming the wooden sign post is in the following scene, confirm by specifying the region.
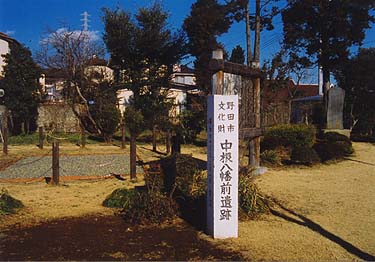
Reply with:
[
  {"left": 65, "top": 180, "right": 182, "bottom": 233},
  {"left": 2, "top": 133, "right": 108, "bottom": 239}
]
[
  {"left": 207, "top": 95, "right": 239, "bottom": 238},
  {"left": 207, "top": 50, "right": 263, "bottom": 238}
]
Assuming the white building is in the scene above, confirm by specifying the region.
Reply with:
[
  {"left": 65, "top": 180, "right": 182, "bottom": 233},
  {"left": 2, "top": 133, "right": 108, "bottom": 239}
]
[
  {"left": 117, "top": 64, "right": 199, "bottom": 117},
  {"left": 0, "top": 32, "right": 20, "bottom": 78}
]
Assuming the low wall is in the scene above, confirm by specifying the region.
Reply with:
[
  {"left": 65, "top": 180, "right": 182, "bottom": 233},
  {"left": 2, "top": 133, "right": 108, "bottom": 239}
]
[{"left": 37, "top": 103, "right": 80, "bottom": 133}]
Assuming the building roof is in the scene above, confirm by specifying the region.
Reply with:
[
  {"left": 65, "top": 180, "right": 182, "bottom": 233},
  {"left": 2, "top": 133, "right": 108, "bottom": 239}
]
[
  {"left": 262, "top": 79, "right": 320, "bottom": 105},
  {"left": 86, "top": 57, "right": 108, "bottom": 67},
  {"left": 0, "top": 32, "right": 20, "bottom": 45},
  {"left": 180, "top": 65, "right": 194, "bottom": 74}
]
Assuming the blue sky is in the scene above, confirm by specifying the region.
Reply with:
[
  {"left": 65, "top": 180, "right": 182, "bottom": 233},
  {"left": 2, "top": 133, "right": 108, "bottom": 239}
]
[{"left": 1, "top": 0, "right": 375, "bottom": 83}]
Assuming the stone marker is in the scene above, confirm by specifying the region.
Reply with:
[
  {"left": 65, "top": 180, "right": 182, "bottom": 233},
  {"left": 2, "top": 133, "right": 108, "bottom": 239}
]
[
  {"left": 327, "top": 87, "right": 345, "bottom": 129},
  {"left": 207, "top": 95, "right": 239, "bottom": 239}
]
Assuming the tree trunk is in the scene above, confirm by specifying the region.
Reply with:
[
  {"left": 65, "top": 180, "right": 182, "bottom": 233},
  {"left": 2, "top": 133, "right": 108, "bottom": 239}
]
[
  {"left": 245, "top": 1, "right": 252, "bottom": 66},
  {"left": 25, "top": 119, "right": 30, "bottom": 134},
  {"left": 322, "top": 67, "right": 330, "bottom": 129},
  {"left": 166, "top": 130, "right": 171, "bottom": 155},
  {"left": 152, "top": 125, "right": 157, "bottom": 152},
  {"left": 253, "top": 0, "right": 261, "bottom": 67},
  {"left": 130, "top": 135, "right": 137, "bottom": 181}
]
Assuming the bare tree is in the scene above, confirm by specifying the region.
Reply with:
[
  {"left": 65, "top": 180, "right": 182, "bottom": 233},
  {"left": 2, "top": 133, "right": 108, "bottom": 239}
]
[{"left": 36, "top": 26, "right": 106, "bottom": 135}]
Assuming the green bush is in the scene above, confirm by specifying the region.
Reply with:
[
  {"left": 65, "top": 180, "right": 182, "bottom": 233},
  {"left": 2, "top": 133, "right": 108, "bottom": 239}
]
[
  {"left": 0, "top": 189, "right": 24, "bottom": 215},
  {"left": 120, "top": 190, "right": 178, "bottom": 225},
  {"left": 314, "top": 132, "right": 354, "bottom": 162},
  {"left": 262, "top": 124, "right": 316, "bottom": 150},
  {"left": 179, "top": 109, "right": 205, "bottom": 144},
  {"left": 261, "top": 150, "right": 281, "bottom": 166},
  {"left": 290, "top": 147, "right": 321, "bottom": 165},
  {"left": 238, "top": 167, "right": 270, "bottom": 218},
  {"left": 161, "top": 154, "right": 207, "bottom": 199},
  {"left": 8, "top": 133, "right": 39, "bottom": 145},
  {"left": 324, "top": 132, "right": 351, "bottom": 143},
  {"left": 102, "top": 188, "right": 136, "bottom": 208}
]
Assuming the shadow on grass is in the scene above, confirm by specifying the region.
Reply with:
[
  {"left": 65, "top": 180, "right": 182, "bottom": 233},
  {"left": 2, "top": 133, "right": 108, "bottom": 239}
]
[
  {"left": 270, "top": 201, "right": 375, "bottom": 261},
  {"left": 0, "top": 215, "right": 243, "bottom": 261}
]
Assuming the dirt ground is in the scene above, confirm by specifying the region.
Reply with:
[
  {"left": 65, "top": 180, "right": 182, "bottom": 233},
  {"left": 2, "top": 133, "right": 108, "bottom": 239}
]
[{"left": 1, "top": 142, "right": 375, "bottom": 261}]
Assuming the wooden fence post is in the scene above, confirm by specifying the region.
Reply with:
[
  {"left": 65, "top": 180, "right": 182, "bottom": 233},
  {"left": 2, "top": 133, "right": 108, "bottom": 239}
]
[
  {"left": 121, "top": 119, "right": 126, "bottom": 149},
  {"left": 2, "top": 110, "right": 8, "bottom": 155},
  {"left": 39, "top": 126, "right": 44, "bottom": 149},
  {"left": 52, "top": 141, "right": 60, "bottom": 185},
  {"left": 81, "top": 124, "right": 86, "bottom": 148}
]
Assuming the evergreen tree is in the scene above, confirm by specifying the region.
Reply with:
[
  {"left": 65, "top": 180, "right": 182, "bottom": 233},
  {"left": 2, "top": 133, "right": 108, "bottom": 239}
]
[
  {"left": 282, "top": 0, "right": 375, "bottom": 124},
  {"left": 183, "top": 0, "right": 232, "bottom": 94},
  {"left": 229, "top": 45, "right": 245, "bottom": 64},
  {"left": 1, "top": 43, "right": 41, "bottom": 134},
  {"left": 335, "top": 48, "right": 375, "bottom": 135},
  {"left": 103, "top": 3, "right": 185, "bottom": 158}
]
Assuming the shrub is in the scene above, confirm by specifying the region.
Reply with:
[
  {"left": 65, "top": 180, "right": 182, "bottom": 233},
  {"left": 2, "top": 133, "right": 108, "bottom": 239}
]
[
  {"left": 175, "top": 156, "right": 206, "bottom": 199},
  {"left": 314, "top": 141, "right": 354, "bottom": 161},
  {"left": 0, "top": 189, "right": 24, "bottom": 215},
  {"left": 261, "top": 150, "right": 281, "bottom": 166},
  {"left": 238, "top": 167, "right": 270, "bottom": 218},
  {"left": 290, "top": 147, "right": 320, "bottom": 165},
  {"left": 161, "top": 154, "right": 207, "bottom": 199},
  {"left": 102, "top": 188, "right": 136, "bottom": 208},
  {"left": 120, "top": 190, "right": 178, "bottom": 225},
  {"left": 262, "top": 124, "right": 316, "bottom": 150},
  {"left": 324, "top": 132, "right": 351, "bottom": 143}
]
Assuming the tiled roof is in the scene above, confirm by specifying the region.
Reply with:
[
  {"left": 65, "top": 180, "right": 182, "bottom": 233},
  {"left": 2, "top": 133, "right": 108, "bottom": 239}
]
[{"left": 262, "top": 79, "right": 319, "bottom": 104}]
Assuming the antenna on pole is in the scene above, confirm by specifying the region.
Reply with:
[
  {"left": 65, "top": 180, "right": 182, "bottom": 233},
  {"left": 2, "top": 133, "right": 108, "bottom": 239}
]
[{"left": 81, "top": 11, "right": 90, "bottom": 32}]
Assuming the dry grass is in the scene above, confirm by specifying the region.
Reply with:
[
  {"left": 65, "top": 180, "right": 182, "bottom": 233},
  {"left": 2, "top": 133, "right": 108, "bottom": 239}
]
[
  {"left": 1, "top": 142, "right": 374, "bottom": 261},
  {"left": 211, "top": 142, "right": 375, "bottom": 261},
  {"left": 0, "top": 177, "right": 144, "bottom": 229}
]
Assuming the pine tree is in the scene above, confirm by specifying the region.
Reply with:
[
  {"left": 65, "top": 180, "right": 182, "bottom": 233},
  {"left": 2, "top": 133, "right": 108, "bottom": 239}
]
[
  {"left": 282, "top": 0, "right": 375, "bottom": 125},
  {"left": 183, "top": 0, "right": 232, "bottom": 94},
  {"left": 230, "top": 45, "right": 245, "bottom": 64},
  {"left": 1, "top": 43, "right": 41, "bottom": 134}
]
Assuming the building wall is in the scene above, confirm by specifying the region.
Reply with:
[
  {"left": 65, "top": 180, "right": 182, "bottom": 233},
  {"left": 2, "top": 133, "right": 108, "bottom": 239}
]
[
  {"left": 262, "top": 102, "right": 290, "bottom": 127},
  {"left": 37, "top": 103, "right": 81, "bottom": 133},
  {"left": 116, "top": 87, "right": 188, "bottom": 117},
  {"left": 0, "top": 39, "right": 10, "bottom": 77}
]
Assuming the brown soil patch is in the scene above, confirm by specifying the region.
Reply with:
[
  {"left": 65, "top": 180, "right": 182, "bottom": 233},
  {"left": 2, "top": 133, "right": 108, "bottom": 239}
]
[{"left": 0, "top": 215, "right": 243, "bottom": 261}]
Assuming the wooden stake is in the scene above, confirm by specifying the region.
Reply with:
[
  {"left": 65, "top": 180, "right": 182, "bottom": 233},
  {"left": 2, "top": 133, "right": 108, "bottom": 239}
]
[
  {"left": 52, "top": 141, "right": 60, "bottom": 185},
  {"left": 2, "top": 110, "right": 8, "bottom": 155},
  {"left": 130, "top": 135, "right": 137, "bottom": 181},
  {"left": 39, "top": 126, "right": 44, "bottom": 149},
  {"left": 121, "top": 119, "right": 126, "bottom": 149},
  {"left": 81, "top": 123, "right": 86, "bottom": 148}
]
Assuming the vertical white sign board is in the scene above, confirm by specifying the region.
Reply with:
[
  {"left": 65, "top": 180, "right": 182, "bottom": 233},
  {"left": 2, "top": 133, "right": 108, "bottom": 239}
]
[{"left": 207, "top": 95, "right": 238, "bottom": 239}]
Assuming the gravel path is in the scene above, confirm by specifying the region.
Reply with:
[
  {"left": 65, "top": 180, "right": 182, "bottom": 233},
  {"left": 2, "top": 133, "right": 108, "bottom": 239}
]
[{"left": 0, "top": 155, "right": 144, "bottom": 179}]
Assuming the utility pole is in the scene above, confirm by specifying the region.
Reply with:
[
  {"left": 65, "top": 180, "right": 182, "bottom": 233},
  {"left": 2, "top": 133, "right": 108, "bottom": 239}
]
[
  {"left": 249, "top": 0, "right": 261, "bottom": 168},
  {"left": 253, "top": 0, "right": 261, "bottom": 67},
  {"left": 245, "top": 1, "right": 252, "bottom": 66}
]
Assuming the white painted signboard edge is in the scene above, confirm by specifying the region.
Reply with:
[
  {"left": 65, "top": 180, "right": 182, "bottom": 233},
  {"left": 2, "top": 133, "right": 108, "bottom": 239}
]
[{"left": 207, "top": 95, "right": 239, "bottom": 239}]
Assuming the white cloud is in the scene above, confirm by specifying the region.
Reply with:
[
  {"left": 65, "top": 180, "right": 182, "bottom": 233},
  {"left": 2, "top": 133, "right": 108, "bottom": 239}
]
[
  {"left": 41, "top": 27, "right": 100, "bottom": 44},
  {"left": 5, "top": 30, "right": 15, "bottom": 36}
]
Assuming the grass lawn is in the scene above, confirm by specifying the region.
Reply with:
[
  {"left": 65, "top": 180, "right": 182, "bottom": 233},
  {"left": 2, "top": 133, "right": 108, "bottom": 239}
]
[{"left": 0, "top": 140, "right": 374, "bottom": 261}]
